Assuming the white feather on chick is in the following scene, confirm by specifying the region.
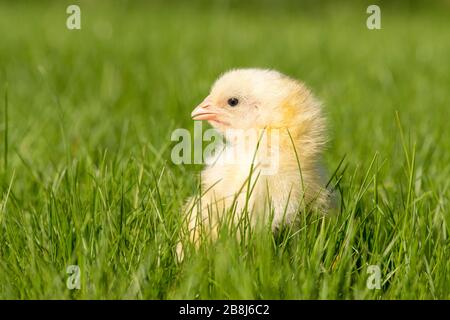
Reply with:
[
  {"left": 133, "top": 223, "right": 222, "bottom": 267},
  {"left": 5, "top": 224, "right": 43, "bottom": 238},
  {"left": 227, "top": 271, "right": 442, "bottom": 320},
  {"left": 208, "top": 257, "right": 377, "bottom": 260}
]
[{"left": 179, "top": 68, "right": 329, "bottom": 256}]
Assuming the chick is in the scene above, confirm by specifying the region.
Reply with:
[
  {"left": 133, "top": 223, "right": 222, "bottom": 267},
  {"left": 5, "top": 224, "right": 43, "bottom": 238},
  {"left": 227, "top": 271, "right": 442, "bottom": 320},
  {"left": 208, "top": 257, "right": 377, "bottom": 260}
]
[{"left": 180, "top": 68, "right": 329, "bottom": 252}]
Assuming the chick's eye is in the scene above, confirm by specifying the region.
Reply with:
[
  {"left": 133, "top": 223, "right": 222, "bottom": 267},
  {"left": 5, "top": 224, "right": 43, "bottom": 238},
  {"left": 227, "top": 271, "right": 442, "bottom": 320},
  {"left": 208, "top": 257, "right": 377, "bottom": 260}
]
[{"left": 227, "top": 97, "right": 239, "bottom": 107}]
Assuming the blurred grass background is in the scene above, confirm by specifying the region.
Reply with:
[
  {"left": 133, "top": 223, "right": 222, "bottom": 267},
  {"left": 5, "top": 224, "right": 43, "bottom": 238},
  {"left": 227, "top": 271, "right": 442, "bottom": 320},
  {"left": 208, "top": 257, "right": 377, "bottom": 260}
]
[{"left": 0, "top": 0, "right": 449, "bottom": 299}]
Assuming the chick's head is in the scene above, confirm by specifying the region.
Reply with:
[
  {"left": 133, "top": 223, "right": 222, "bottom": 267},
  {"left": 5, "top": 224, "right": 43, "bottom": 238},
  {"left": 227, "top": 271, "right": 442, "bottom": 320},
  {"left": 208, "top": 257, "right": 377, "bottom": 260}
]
[{"left": 192, "top": 68, "right": 314, "bottom": 134}]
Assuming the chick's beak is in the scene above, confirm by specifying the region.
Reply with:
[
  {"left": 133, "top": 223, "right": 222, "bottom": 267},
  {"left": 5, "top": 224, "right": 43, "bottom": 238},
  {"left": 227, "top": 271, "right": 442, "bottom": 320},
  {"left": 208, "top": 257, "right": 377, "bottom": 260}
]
[{"left": 191, "top": 95, "right": 217, "bottom": 121}]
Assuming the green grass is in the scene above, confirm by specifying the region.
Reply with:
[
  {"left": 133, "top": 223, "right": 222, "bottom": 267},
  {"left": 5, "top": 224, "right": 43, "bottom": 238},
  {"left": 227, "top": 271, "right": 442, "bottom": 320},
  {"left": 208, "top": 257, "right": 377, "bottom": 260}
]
[{"left": 0, "top": 1, "right": 449, "bottom": 299}]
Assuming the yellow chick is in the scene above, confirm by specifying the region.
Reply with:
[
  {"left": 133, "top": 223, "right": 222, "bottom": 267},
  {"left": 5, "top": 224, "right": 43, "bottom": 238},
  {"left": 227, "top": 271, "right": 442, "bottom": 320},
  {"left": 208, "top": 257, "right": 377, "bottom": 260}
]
[{"left": 179, "top": 68, "right": 329, "bottom": 255}]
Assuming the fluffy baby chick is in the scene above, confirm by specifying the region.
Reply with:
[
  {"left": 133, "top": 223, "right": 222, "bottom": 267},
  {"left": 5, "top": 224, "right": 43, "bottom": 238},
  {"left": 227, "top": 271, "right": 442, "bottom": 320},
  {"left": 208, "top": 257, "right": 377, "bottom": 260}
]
[{"left": 180, "top": 68, "right": 328, "bottom": 253}]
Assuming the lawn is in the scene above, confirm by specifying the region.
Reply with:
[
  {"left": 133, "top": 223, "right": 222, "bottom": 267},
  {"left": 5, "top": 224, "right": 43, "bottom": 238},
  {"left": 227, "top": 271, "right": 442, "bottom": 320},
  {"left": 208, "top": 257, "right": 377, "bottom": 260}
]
[{"left": 0, "top": 0, "right": 449, "bottom": 299}]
